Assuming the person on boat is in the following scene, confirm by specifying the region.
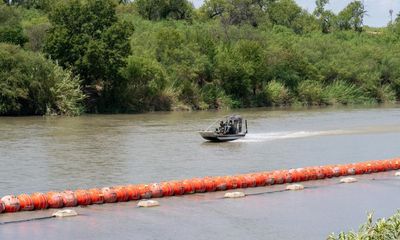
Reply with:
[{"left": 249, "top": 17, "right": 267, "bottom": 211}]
[
  {"left": 226, "top": 120, "right": 236, "bottom": 134},
  {"left": 218, "top": 121, "right": 226, "bottom": 134}
]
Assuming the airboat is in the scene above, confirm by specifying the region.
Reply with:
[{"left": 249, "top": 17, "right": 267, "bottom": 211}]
[{"left": 199, "top": 115, "right": 248, "bottom": 142}]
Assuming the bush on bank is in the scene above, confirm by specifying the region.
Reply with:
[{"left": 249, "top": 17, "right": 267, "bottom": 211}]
[
  {"left": 328, "top": 211, "right": 400, "bottom": 240},
  {"left": 0, "top": 43, "right": 84, "bottom": 115}
]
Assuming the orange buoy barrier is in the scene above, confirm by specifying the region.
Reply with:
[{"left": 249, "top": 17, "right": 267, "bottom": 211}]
[
  {"left": 17, "top": 194, "right": 34, "bottom": 211},
  {"left": 1, "top": 157, "right": 400, "bottom": 214},
  {"left": 46, "top": 192, "right": 63, "bottom": 208},
  {"left": 1, "top": 195, "right": 20, "bottom": 213},
  {"left": 30, "top": 192, "right": 48, "bottom": 210}
]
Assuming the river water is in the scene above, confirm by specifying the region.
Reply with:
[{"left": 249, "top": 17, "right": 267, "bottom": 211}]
[{"left": 0, "top": 105, "right": 400, "bottom": 239}]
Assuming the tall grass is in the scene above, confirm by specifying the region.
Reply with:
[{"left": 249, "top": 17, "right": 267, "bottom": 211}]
[{"left": 324, "top": 81, "right": 370, "bottom": 105}]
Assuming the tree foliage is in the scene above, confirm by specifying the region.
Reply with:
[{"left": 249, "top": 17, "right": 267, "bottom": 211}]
[
  {"left": 135, "top": 0, "right": 193, "bottom": 20},
  {"left": 1, "top": 0, "right": 399, "bottom": 115},
  {"left": 0, "top": 43, "right": 84, "bottom": 115}
]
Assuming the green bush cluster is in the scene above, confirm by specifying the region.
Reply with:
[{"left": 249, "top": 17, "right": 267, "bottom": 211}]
[
  {"left": 328, "top": 211, "right": 400, "bottom": 240},
  {"left": 0, "top": 43, "right": 84, "bottom": 115}
]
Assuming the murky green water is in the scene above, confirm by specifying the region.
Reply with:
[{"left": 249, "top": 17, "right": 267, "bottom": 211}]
[{"left": 0, "top": 105, "right": 400, "bottom": 239}]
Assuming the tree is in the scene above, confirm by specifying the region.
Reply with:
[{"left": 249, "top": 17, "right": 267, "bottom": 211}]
[
  {"left": 267, "top": 0, "right": 302, "bottom": 29},
  {"left": 336, "top": 0, "right": 365, "bottom": 32},
  {"left": 200, "top": 0, "right": 267, "bottom": 27},
  {"left": 44, "top": 0, "right": 133, "bottom": 86},
  {"left": 0, "top": 43, "right": 84, "bottom": 115},
  {"left": 135, "top": 0, "right": 193, "bottom": 20},
  {"left": 313, "top": 0, "right": 335, "bottom": 33},
  {"left": 0, "top": 3, "right": 28, "bottom": 46},
  {"left": 119, "top": 56, "right": 167, "bottom": 112}
]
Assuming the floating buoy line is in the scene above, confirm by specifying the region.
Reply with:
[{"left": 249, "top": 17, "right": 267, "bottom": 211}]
[{"left": 0, "top": 158, "right": 399, "bottom": 214}]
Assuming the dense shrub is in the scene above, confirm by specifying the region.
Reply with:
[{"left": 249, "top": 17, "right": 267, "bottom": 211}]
[
  {"left": 328, "top": 211, "right": 400, "bottom": 240},
  {"left": 0, "top": 44, "right": 84, "bottom": 115},
  {"left": 264, "top": 80, "right": 292, "bottom": 106}
]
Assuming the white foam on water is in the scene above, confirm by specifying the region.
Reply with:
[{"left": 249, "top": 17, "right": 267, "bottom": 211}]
[{"left": 237, "top": 130, "right": 348, "bottom": 143}]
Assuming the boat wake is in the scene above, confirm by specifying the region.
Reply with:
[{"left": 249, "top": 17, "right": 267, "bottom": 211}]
[{"left": 237, "top": 130, "right": 349, "bottom": 143}]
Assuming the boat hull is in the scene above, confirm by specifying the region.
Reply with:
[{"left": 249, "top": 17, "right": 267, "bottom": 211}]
[{"left": 199, "top": 131, "right": 246, "bottom": 142}]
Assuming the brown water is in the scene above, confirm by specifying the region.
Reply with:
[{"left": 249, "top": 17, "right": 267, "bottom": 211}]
[{"left": 0, "top": 105, "right": 400, "bottom": 239}]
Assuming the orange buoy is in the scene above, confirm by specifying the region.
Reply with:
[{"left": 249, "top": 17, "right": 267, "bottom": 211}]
[
  {"left": 191, "top": 178, "right": 206, "bottom": 193},
  {"left": 46, "top": 192, "right": 63, "bottom": 208},
  {"left": 262, "top": 172, "right": 275, "bottom": 185},
  {"left": 60, "top": 191, "right": 78, "bottom": 207},
  {"left": 213, "top": 177, "right": 227, "bottom": 191},
  {"left": 170, "top": 181, "right": 185, "bottom": 195},
  {"left": 280, "top": 170, "right": 293, "bottom": 184},
  {"left": 101, "top": 187, "right": 118, "bottom": 203},
  {"left": 149, "top": 183, "right": 163, "bottom": 198},
  {"left": 1, "top": 195, "right": 20, "bottom": 212},
  {"left": 203, "top": 177, "right": 217, "bottom": 192},
  {"left": 223, "top": 176, "right": 238, "bottom": 189},
  {"left": 137, "top": 184, "right": 152, "bottom": 199},
  {"left": 382, "top": 160, "right": 392, "bottom": 171},
  {"left": 235, "top": 176, "right": 248, "bottom": 188},
  {"left": 271, "top": 171, "right": 284, "bottom": 184},
  {"left": 345, "top": 164, "right": 356, "bottom": 175},
  {"left": 182, "top": 180, "right": 196, "bottom": 194},
  {"left": 88, "top": 188, "right": 104, "bottom": 204},
  {"left": 17, "top": 194, "right": 34, "bottom": 211},
  {"left": 125, "top": 185, "right": 141, "bottom": 200},
  {"left": 288, "top": 169, "right": 299, "bottom": 182},
  {"left": 74, "top": 190, "right": 92, "bottom": 205},
  {"left": 391, "top": 159, "right": 400, "bottom": 170},
  {"left": 243, "top": 174, "right": 257, "bottom": 187},
  {"left": 159, "top": 182, "right": 174, "bottom": 196},
  {"left": 252, "top": 173, "right": 267, "bottom": 186},
  {"left": 30, "top": 192, "right": 48, "bottom": 209},
  {"left": 305, "top": 168, "right": 318, "bottom": 180},
  {"left": 113, "top": 186, "right": 130, "bottom": 202},
  {"left": 322, "top": 166, "right": 334, "bottom": 178},
  {"left": 317, "top": 167, "right": 326, "bottom": 179},
  {"left": 353, "top": 162, "right": 366, "bottom": 175}
]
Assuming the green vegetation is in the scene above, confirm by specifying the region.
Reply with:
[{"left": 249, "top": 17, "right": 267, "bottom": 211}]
[
  {"left": 328, "top": 211, "right": 400, "bottom": 240},
  {"left": 0, "top": 43, "right": 84, "bottom": 115},
  {"left": 0, "top": 0, "right": 400, "bottom": 115}
]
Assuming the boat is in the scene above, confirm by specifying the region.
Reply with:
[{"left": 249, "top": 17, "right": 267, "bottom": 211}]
[{"left": 199, "top": 115, "right": 248, "bottom": 142}]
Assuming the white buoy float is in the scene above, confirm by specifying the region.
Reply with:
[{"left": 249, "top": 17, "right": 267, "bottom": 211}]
[
  {"left": 224, "top": 192, "right": 246, "bottom": 198},
  {"left": 286, "top": 184, "right": 304, "bottom": 191},
  {"left": 52, "top": 209, "right": 78, "bottom": 218},
  {"left": 340, "top": 177, "right": 358, "bottom": 183},
  {"left": 137, "top": 200, "right": 160, "bottom": 208}
]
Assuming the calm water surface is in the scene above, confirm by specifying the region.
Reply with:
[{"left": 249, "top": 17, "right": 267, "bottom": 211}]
[{"left": 0, "top": 105, "right": 400, "bottom": 239}]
